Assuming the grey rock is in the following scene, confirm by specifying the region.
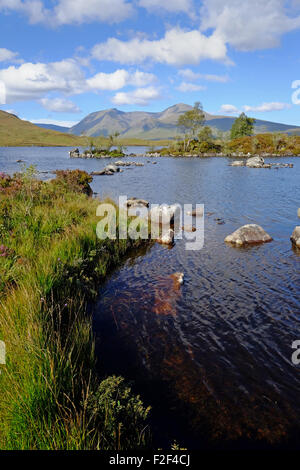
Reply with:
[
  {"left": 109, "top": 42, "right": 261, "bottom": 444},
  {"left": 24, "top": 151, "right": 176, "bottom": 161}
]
[
  {"left": 225, "top": 224, "right": 273, "bottom": 246},
  {"left": 105, "top": 164, "right": 119, "bottom": 173},
  {"left": 246, "top": 156, "right": 265, "bottom": 168},
  {"left": 291, "top": 226, "right": 300, "bottom": 248}
]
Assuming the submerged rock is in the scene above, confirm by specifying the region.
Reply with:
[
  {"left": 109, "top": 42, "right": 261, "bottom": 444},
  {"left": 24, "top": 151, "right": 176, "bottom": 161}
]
[
  {"left": 230, "top": 160, "right": 245, "bottom": 167},
  {"left": 170, "top": 272, "right": 184, "bottom": 286},
  {"left": 291, "top": 227, "right": 300, "bottom": 248},
  {"left": 225, "top": 224, "right": 273, "bottom": 246},
  {"left": 153, "top": 273, "right": 183, "bottom": 317}
]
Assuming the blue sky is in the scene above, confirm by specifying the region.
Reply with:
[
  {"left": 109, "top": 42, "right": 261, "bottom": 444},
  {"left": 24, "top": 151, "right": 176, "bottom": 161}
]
[{"left": 0, "top": 0, "right": 300, "bottom": 128}]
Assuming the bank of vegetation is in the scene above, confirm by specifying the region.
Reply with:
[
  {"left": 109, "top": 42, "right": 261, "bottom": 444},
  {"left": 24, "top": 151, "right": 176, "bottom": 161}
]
[
  {"left": 157, "top": 104, "right": 300, "bottom": 157},
  {"left": 0, "top": 167, "right": 151, "bottom": 450}
]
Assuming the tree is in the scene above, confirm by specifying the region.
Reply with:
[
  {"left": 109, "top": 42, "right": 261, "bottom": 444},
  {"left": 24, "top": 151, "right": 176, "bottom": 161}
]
[
  {"left": 230, "top": 113, "right": 255, "bottom": 139},
  {"left": 198, "top": 126, "right": 213, "bottom": 143},
  {"left": 107, "top": 131, "right": 120, "bottom": 151},
  {"left": 177, "top": 102, "right": 205, "bottom": 150}
]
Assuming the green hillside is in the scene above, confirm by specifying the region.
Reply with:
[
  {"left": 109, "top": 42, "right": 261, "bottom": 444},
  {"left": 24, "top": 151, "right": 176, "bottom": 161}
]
[{"left": 0, "top": 111, "right": 85, "bottom": 147}]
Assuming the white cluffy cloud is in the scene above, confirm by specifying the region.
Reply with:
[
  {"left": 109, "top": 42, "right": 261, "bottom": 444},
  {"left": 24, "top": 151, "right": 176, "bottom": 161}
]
[
  {"left": 138, "top": 0, "right": 194, "bottom": 15},
  {"left": 200, "top": 0, "right": 300, "bottom": 51},
  {"left": 87, "top": 70, "right": 156, "bottom": 90},
  {"left": 179, "top": 68, "right": 229, "bottom": 83},
  {"left": 0, "top": 60, "right": 157, "bottom": 104},
  {"left": 40, "top": 97, "right": 81, "bottom": 113},
  {"left": 0, "top": 0, "right": 133, "bottom": 25},
  {"left": 53, "top": 0, "right": 133, "bottom": 25},
  {"left": 220, "top": 102, "right": 291, "bottom": 115},
  {"left": 112, "top": 86, "right": 160, "bottom": 105},
  {"left": 92, "top": 28, "right": 229, "bottom": 66},
  {"left": 220, "top": 104, "right": 239, "bottom": 114},
  {"left": 243, "top": 102, "right": 291, "bottom": 112},
  {"left": 0, "top": 60, "right": 86, "bottom": 102},
  {"left": 0, "top": 48, "right": 20, "bottom": 63},
  {"left": 177, "top": 82, "right": 206, "bottom": 92}
]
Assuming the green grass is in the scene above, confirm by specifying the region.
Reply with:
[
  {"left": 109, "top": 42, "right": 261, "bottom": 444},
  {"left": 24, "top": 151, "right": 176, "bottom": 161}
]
[
  {"left": 0, "top": 110, "right": 85, "bottom": 147},
  {"left": 0, "top": 168, "right": 151, "bottom": 450}
]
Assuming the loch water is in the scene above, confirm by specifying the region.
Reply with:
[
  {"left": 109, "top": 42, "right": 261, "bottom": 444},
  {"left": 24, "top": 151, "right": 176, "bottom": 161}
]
[{"left": 1, "top": 146, "right": 300, "bottom": 448}]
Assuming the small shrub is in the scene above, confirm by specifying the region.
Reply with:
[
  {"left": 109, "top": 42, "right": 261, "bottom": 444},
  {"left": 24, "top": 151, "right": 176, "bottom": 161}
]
[
  {"left": 53, "top": 169, "right": 93, "bottom": 196},
  {"left": 88, "top": 376, "right": 151, "bottom": 449}
]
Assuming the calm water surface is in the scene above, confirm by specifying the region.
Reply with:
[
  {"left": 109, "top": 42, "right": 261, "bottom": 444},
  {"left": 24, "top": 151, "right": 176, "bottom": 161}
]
[{"left": 1, "top": 147, "right": 300, "bottom": 448}]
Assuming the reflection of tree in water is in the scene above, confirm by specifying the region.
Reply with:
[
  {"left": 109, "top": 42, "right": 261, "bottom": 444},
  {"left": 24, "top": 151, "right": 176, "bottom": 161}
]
[{"left": 96, "top": 271, "right": 299, "bottom": 448}]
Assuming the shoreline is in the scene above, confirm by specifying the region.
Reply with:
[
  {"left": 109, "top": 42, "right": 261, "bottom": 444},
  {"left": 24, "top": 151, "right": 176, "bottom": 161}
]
[{"left": 0, "top": 170, "right": 151, "bottom": 450}]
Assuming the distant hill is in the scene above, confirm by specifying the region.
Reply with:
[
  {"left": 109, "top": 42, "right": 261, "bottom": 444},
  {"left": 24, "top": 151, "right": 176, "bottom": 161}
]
[
  {"left": 0, "top": 111, "right": 84, "bottom": 147},
  {"left": 35, "top": 123, "right": 71, "bottom": 133},
  {"left": 68, "top": 103, "right": 300, "bottom": 139}
]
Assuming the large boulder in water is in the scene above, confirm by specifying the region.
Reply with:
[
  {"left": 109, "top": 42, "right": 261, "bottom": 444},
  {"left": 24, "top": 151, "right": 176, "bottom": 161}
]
[
  {"left": 105, "top": 164, "right": 119, "bottom": 173},
  {"left": 291, "top": 227, "right": 300, "bottom": 248},
  {"left": 225, "top": 224, "right": 273, "bottom": 246},
  {"left": 91, "top": 164, "right": 120, "bottom": 176},
  {"left": 246, "top": 156, "right": 264, "bottom": 168}
]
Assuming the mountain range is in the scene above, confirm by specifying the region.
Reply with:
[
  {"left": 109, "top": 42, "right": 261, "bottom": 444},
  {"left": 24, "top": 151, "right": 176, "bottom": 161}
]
[{"left": 36, "top": 103, "right": 300, "bottom": 139}]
